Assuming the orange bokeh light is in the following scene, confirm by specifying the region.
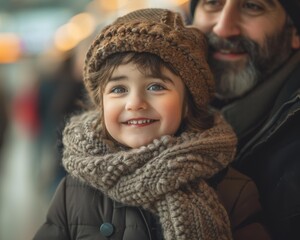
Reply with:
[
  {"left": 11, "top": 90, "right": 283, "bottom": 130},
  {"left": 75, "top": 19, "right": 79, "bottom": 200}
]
[{"left": 0, "top": 33, "right": 22, "bottom": 63}]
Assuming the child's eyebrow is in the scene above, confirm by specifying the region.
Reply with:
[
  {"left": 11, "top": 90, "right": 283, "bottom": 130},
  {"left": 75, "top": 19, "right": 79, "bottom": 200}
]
[
  {"left": 109, "top": 73, "right": 175, "bottom": 84},
  {"left": 146, "top": 73, "right": 175, "bottom": 84},
  {"left": 109, "top": 75, "right": 127, "bottom": 82}
]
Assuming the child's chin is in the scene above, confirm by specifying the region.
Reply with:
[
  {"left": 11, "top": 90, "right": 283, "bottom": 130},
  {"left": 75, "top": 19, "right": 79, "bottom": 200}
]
[{"left": 127, "top": 139, "right": 154, "bottom": 149}]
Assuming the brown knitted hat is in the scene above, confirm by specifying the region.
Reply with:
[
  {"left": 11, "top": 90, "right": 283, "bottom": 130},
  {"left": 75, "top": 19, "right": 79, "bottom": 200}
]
[{"left": 83, "top": 8, "right": 214, "bottom": 107}]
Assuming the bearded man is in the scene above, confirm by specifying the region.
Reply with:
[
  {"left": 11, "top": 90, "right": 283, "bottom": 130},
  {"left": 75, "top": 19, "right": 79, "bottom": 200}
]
[{"left": 190, "top": 0, "right": 300, "bottom": 239}]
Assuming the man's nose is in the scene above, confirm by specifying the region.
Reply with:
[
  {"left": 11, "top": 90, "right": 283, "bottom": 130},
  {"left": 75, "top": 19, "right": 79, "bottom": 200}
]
[
  {"left": 125, "top": 92, "right": 147, "bottom": 111},
  {"left": 213, "top": 5, "right": 241, "bottom": 38}
]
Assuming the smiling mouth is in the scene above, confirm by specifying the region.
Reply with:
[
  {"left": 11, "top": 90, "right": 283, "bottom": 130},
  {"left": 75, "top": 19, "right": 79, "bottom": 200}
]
[
  {"left": 218, "top": 49, "right": 245, "bottom": 54},
  {"left": 212, "top": 48, "right": 247, "bottom": 61},
  {"left": 124, "top": 119, "right": 157, "bottom": 126}
]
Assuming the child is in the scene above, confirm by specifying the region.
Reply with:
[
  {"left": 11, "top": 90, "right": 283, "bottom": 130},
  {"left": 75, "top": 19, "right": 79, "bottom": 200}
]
[{"left": 33, "top": 8, "right": 269, "bottom": 240}]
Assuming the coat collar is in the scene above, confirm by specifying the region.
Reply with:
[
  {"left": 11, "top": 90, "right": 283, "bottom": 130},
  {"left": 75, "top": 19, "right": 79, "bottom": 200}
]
[{"left": 220, "top": 50, "right": 300, "bottom": 141}]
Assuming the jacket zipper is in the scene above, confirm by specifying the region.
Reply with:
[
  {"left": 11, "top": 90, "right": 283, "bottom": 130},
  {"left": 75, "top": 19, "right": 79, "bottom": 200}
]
[{"left": 138, "top": 208, "right": 153, "bottom": 240}]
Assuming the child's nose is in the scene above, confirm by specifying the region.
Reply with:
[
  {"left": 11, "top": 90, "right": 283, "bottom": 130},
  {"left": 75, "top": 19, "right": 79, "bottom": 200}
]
[{"left": 125, "top": 92, "right": 147, "bottom": 111}]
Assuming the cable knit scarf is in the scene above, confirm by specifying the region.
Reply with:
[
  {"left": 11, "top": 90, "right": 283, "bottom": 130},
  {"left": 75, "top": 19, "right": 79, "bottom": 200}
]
[{"left": 62, "top": 110, "right": 236, "bottom": 240}]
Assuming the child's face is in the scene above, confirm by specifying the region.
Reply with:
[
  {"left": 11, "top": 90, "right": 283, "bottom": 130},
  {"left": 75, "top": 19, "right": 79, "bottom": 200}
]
[{"left": 103, "top": 62, "right": 185, "bottom": 148}]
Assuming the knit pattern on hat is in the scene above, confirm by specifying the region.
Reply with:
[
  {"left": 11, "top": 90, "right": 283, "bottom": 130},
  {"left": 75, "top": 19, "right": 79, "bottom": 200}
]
[
  {"left": 84, "top": 8, "right": 214, "bottom": 108},
  {"left": 62, "top": 110, "right": 236, "bottom": 240}
]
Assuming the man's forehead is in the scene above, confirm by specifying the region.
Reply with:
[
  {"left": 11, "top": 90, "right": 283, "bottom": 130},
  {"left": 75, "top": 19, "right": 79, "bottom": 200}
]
[{"left": 198, "top": 0, "right": 278, "bottom": 6}]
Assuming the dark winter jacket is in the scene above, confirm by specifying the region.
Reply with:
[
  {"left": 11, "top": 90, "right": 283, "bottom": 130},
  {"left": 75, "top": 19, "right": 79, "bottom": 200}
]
[
  {"left": 221, "top": 51, "right": 300, "bottom": 240},
  {"left": 33, "top": 167, "right": 270, "bottom": 240}
]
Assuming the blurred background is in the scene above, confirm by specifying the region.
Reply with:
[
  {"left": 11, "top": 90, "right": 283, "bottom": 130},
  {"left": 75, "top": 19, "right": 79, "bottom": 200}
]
[{"left": 0, "top": 0, "right": 190, "bottom": 239}]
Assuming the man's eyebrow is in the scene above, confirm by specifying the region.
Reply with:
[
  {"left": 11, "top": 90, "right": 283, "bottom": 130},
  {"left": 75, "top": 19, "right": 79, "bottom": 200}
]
[{"left": 264, "top": 0, "right": 276, "bottom": 7}]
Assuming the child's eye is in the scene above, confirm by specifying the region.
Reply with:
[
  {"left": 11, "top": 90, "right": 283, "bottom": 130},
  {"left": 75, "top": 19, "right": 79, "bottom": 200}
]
[
  {"left": 147, "top": 84, "right": 166, "bottom": 91},
  {"left": 110, "top": 86, "right": 127, "bottom": 94}
]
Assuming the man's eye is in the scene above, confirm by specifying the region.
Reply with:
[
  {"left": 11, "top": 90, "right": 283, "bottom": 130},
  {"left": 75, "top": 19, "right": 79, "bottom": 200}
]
[
  {"left": 147, "top": 84, "right": 165, "bottom": 91},
  {"left": 243, "top": 1, "right": 264, "bottom": 13},
  {"left": 205, "top": 0, "right": 220, "bottom": 5},
  {"left": 202, "top": 0, "right": 223, "bottom": 11}
]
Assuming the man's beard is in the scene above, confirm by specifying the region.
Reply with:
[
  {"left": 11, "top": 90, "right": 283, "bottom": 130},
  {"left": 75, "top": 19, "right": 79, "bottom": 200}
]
[{"left": 206, "top": 25, "right": 294, "bottom": 99}]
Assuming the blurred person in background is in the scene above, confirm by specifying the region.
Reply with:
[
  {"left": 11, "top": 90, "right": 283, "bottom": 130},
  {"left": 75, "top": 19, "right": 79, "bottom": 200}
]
[
  {"left": 35, "top": 49, "right": 87, "bottom": 196},
  {"left": 34, "top": 21, "right": 114, "bottom": 196},
  {"left": 190, "top": 0, "right": 300, "bottom": 239},
  {"left": 0, "top": 80, "right": 8, "bottom": 167}
]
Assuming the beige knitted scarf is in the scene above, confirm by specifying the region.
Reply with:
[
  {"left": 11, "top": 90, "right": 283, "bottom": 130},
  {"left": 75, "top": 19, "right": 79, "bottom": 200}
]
[{"left": 62, "top": 110, "right": 236, "bottom": 240}]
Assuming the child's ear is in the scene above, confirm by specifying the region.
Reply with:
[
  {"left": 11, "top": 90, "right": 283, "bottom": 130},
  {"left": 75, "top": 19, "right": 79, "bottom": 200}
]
[{"left": 291, "top": 27, "right": 300, "bottom": 49}]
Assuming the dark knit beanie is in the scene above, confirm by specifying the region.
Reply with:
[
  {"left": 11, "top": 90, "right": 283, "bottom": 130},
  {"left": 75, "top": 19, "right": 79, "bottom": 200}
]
[
  {"left": 84, "top": 8, "right": 214, "bottom": 108},
  {"left": 190, "top": 0, "right": 300, "bottom": 33}
]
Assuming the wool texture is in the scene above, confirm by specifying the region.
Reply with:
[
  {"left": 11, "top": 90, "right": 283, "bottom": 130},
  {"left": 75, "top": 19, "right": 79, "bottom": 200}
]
[
  {"left": 83, "top": 8, "right": 214, "bottom": 108},
  {"left": 62, "top": 110, "right": 236, "bottom": 240}
]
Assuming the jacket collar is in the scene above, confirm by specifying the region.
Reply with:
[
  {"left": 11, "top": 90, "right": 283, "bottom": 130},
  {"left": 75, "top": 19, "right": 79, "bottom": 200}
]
[{"left": 220, "top": 50, "right": 300, "bottom": 140}]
